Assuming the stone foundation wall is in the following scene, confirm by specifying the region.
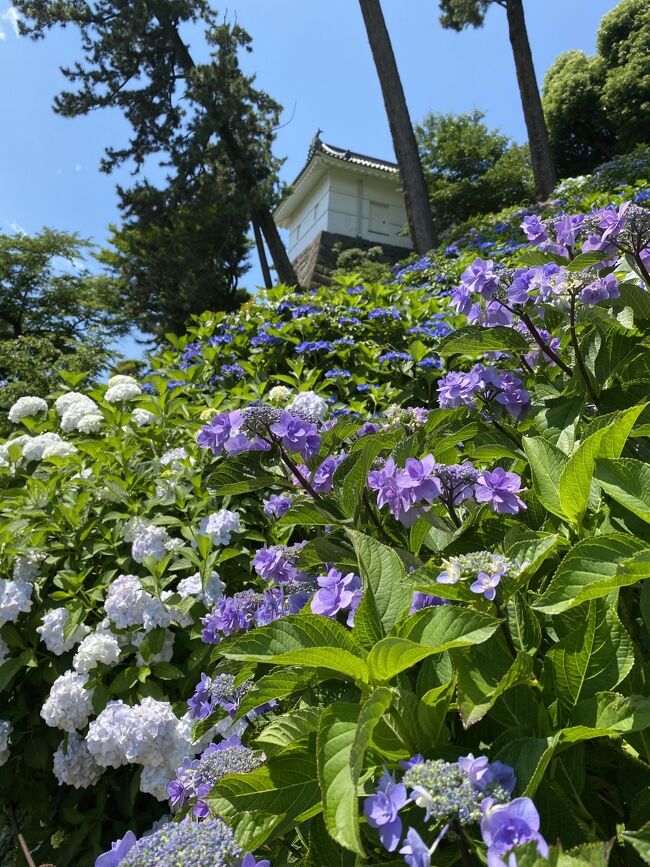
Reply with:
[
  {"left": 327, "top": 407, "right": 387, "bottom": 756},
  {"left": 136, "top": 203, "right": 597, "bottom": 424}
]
[{"left": 290, "top": 231, "right": 412, "bottom": 288}]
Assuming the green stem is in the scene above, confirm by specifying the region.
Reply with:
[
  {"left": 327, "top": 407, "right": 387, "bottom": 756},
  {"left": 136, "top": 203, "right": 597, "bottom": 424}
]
[{"left": 569, "top": 293, "right": 601, "bottom": 408}]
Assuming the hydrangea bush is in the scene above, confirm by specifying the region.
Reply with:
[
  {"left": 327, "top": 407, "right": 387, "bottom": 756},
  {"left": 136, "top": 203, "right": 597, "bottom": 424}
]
[{"left": 1, "top": 192, "right": 650, "bottom": 867}]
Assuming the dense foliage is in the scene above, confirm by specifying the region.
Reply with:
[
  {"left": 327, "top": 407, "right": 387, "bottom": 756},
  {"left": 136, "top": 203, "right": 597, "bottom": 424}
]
[
  {"left": 416, "top": 110, "right": 534, "bottom": 238},
  {"left": 1, "top": 156, "right": 650, "bottom": 867},
  {"left": 0, "top": 229, "right": 127, "bottom": 424},
  {"left": 542, "top": 0, "right": 650, "bottom": 177}
]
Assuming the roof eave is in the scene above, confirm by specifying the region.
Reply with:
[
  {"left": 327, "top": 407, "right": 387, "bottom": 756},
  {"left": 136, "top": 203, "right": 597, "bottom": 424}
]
[{"left": 274, "top": 153, "right": 401, "bottom": 225}]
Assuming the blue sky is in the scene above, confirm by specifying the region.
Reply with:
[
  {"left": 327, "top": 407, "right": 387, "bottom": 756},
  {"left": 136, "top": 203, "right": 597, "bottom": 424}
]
[{"left": 0, "top": 0, "right": 615, "bottom": 357}]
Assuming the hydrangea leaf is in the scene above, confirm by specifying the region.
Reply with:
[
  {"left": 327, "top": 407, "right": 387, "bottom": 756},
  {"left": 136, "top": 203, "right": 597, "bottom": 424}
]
[
  {"left": 317, "top": 702, "right": 364, "bottom": 855},
  {"left": 219, "top": 614, "right": 369, "bottom": 683},
  {"left": 533, "top": 533, "right": 648, "bottom": 614},
  {"left": 437, "top": 325, "right": 530, "bottom": 356},
  {"left": 346, "top": 530, "right": 411, "bottom": 647},
  {"left": 544, "top": 600, "right": 635, "bottom": 708},
  {"left": 595, "top": 458, "right": 650, "bottom": 523},
  {"left": 522, "top": 436, "right": 567, "bottom": 519}
]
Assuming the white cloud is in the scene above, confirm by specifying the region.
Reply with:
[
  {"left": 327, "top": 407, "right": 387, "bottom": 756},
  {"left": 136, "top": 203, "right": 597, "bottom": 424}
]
[
  {"left": 0, "top": 29, "right": 6, "bottom": 42},
  {"left": 1, "top": 6, "right": 20, "bottom": 37},
  {"left": 75, "top": 164, "right": 82, "bottom": 173},
  {"left": 7, "top": 221, "right": 26, "bottom": 236}
]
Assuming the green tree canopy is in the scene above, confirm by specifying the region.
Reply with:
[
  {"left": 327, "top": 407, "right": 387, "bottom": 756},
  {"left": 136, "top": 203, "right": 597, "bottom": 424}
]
[
  {"left": 543, "top": 0, "right": 650, "bottom": 177},
  {"left": 15, "top": 2, "right": 298, "bottom": 291},
  {"left": 437, "top": 0, "right": 556, "bottom": 199},
  {"left": 0, "top": 229, "right": 127, "bottom": 413},
  {"left": 100, "top": 163, "right": 251, "bottom": 340},
  {"left": 416, "top": 110, "right": 534, "bottom": 236}
]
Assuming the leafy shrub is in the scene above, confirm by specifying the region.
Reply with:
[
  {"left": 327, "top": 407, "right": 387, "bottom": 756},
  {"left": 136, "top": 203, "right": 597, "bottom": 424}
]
[{"left": 1, "top": 190, "right": 650, "bottom": 867}]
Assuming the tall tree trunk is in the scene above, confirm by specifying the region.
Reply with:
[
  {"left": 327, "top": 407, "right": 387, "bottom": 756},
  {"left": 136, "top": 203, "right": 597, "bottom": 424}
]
[
  {"left": 358, "top": 0, "right": 436, "bottom": 254},
  {"left": 504, "top": 0, "right": 557, "bottom": 200},
  {"left": 252, "top": 215, "right": 273, "bottom": 289},
  {"left": 253, "top": 208, "right": 297, "bottom": 286},
  {"left": 160, "top": 16, "right": 298, "bottom": 286}
]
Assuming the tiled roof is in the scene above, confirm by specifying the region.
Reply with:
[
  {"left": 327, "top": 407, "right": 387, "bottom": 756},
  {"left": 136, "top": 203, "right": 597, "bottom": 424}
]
[
  {"left": 289, "top": 134, "right": 399, "bottom": 188},
  {"left": 275, "top": 135, "right": 399, "bottom": 223},
  {"left": 313, "top": 139, "right": 399, "bottom": 173}
]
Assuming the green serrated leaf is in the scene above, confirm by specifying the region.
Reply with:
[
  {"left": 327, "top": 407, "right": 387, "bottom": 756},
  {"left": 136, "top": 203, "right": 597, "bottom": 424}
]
[
  {"left": 220, "top": 614, "right": 369, "bottom": 683},
  {"left": 544, "top": 600, "right": 635, "bottom": 707},
  {"left": 595, "top": 458, "right": 650, "bottom": 523},
  {"left": 534, "top": 534, "right": 648, "bottom": 614},
  {"left": 523, "top": 436, "right": 567, "bottom": 519},
  {"left": 347, "top": 530, "right": 410, "bottom": 647},
  {"left": 437, "top": 325, "right": 530, "bottom": 356},
  {"left": 317, "top": 703, "right": 364, "bottom": 855}
]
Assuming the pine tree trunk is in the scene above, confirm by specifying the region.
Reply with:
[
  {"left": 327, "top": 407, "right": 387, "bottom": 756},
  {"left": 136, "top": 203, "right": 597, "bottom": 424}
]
[
  {"left": 252, "top": 216, "right": 273, "bottom": 289},
  {"left": 504, "top": 0, "right": 557, "bottom": 200},
  {"left": 358, "top": 0, "right": 436, "bottom": 254},
  {"left": 254, "top": 208, "right": 298, "bottom": 286},
  {"left": 159, "top": 16, "right": 298, "bottom": 286}
]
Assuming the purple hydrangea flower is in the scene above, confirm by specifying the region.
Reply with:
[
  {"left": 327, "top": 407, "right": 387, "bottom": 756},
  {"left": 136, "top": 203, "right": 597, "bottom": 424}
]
[
  {"left": 494, "top": 372, "right": 531, "bottom": 421},
  {"left": 579, "top": 273, "right": 620, "bottom": 304},
  {"left": 95, "top": 831, "right": 137, "bottom": 867},
  {"left": 458, "top": 754, "right": 516, "bottom": 795},
  {"left": 481, "top": 797, "right": 548, "bottom": 867},
  {"left": 311, "top": 569, "right": 361, "bottom": 619},
  {"left": 241, "top": 855, "right": 271, "bottom": 867},
  {"left": 461, "top": 258, "right": 500, "bottom": 298},
  {"left": 409, "top": 592, "right": 449, "bottom": 613},
  {"left": 252, "top": 546, "right": 298, "bottom": 584},
  {"left": 270, "top": 411, "right": 321, "bottom": 460},
  {"left": 520, "top": 215, "right": 547, "bottom": 245},
  {"left": 470, "top": 571, "right": 502, "bottom": 601},
  {"left": 554, "top": 213, "right": 585, "bottom": 250},
  {"left": 263, "top": 493, "right": 293, "bottom": 518},
  {"left": 437, "top": 369, "right": 482, "bottom": 409},
  {"left": 399, "top": 828, "right": 431, "bottom": 867},
  {"left": 364, "top": 771, "right": 409, "bottom": 851},
  {"left": 475, "top": 469, "right": 526, "bottom": 515},
  {"left": 196, "top": 410, "right": 244, "bottom": 454}
]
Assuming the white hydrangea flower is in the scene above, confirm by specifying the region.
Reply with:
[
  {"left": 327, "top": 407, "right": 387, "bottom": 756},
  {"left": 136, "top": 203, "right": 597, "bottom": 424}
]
[
  {"left": 52, "top": 732, "right": 103, "bottom": 789},
  {"left": 107, "top": 374, "right": 139, "bottom": 388},
  {"left": 75, "top": 412, "right": 104, "bottom": 434},
  {"left": 159, "top": 591, "right": 193, "bottom": 627},
  {"left": 197, "top": 509, "right": 241, "bottom": 546},
  {"left": 37, "top": 608, "right": 89, "bottom": 655},
  {"left": 131, "top": 525, "right": 172, "bottom": 564},
  {"left": 288, "top": 389, "right": 328, "bottom": 421},
  {"left": 176, "top": 571, "right": 225, "bottom": 607},
  {"left": 13, "top": 550, "right": 44, "bottom": 582},
  {"left": 55, "top": 392, "right": 90, "bottom": 416},
  {"left": 7, "top": 396, "right": 48, "bottom": 423},
  {"left": 0, "top": 636, "right": 9, "bottom": 665},
  {"left": 104, "top": 574, "right": 150, "bottom": 628},
  {"left": 160, "top": 447, "right": 187, "bottom": 467},
  {"left": 131, "top": 408, "right": 156, "bottom": 427},
  {"left": 59, "top": 394, "right": 100, "bottom": 433},
  {"left": 268, "top": 385, "right": 292, "bottom": 405},
  {"left": 141, "top": 597, "right": 173, "bottom": 632},
  {"left": 139, "top": 762, "right": 177, "bottom": 801},
  {"left": 41, "top": 671, "right": 94, "bottom": 732},
  {"left": 22, "top": 433, "right": 76, "bottom": 461},
  {"left": 0, "top": 580, "right": 33, "bottom": 626},
  {"left": 85, "top": 701, "right": 133, "bottom": 768},
  {"left": 105, "top": 376, "right": 141, "bottom": 403},
  {"left": 73, "top": 632, "right": 121, "bottom": 674},
  {"left": 86, "top": 697, "right": 188, "bottom": 771},
  {"left": 0, "top": 434, "right": 31, "bottom": 468},
  {"left": 121, "top": 516, "right": 149, "bottom": 544},
  {"left": 0, "top": 720, "right": 12, "bottom": 766}
]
